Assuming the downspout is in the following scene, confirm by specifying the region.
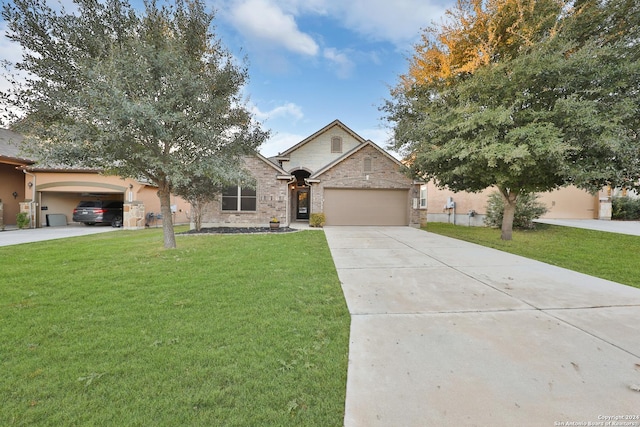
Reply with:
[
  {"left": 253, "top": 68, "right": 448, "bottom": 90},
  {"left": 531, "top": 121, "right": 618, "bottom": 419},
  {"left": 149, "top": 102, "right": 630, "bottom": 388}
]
[{"left": 23, "top": 169, "right": 36, "bottom": 228}]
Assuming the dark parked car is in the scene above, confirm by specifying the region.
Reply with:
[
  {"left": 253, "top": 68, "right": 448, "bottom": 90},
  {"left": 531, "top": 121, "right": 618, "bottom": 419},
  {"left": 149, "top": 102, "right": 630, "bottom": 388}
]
[{"left": 72, "top": 201, "right": 123, "bottom": 226}]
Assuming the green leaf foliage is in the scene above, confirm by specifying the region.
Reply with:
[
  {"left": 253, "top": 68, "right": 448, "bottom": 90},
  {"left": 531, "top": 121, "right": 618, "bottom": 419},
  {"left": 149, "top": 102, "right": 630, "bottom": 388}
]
[
  {"left": 384, "top": 0, "right": 640, "bottom": 239},
  {"left": 1, "top": 0, "right": 269, "bottom": 247},
  {"left": 612, "top": 196, "right": 640, "bottom": 220},
  {"left": 484, "top": 191, "right": 548, "bottom": 229}
]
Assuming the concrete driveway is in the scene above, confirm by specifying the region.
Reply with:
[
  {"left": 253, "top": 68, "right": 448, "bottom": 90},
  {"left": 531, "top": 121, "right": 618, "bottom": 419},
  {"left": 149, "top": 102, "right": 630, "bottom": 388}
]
[{"left": 324, "top": 226, "right": 640, "bottom": 426}]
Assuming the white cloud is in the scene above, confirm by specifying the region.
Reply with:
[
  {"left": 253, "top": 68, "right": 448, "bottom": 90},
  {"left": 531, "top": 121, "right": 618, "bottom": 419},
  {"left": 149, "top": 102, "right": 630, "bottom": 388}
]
[
  {"left": 270, "top": 0, "right": 449, "bottom": 48},
  {"left": 259, "top": 131, "right": 304, "bottom": 157},
  {"left": 0, "top": 30, "right": 23, "bottom": 65},
  {"left": 251, "top": 102, "right": 304, "bottom": 122},
  {"left": 358, "top": 126, "right": 402, "bottom": 159},
  {"left": 323, "top": 47, "right": 355, "bottom": 79},
  {"left": 228, "top": 0, "right": 319, "bottom": 56},
  {"left": 332, "top": 0, "right": 448, "bottom": 47}
]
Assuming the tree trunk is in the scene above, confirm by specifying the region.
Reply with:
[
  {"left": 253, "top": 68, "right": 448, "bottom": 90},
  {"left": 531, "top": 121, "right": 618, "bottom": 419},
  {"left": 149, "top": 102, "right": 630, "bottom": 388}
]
[
  {"left": 500, "top": 189, "right": 518, "bottom": 241},
  {"left": 192, "top": 198, "right": 203, "bottom": 231},
  {"left": 157, "top": 180, "right": 177, "bottom": 249}
]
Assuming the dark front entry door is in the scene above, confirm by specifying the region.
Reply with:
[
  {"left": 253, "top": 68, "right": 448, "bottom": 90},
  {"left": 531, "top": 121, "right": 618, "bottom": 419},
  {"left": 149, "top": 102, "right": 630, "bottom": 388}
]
[{"left": 296, "top": 189, "right": 309, "bottom": 220}]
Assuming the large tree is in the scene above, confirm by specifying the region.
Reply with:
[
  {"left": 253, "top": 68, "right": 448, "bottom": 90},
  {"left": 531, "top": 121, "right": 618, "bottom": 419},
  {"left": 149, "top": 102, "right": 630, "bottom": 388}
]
[
  {"left": 384, "top": 0, "right": 640, "bottom": 240},
  {"left": 1, "top": 0, "right": 268, "bottom": 248}
]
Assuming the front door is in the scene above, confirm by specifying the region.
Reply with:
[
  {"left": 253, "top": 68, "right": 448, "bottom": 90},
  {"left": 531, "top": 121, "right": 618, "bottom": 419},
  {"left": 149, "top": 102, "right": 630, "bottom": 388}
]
[{"left": 296, "top": 189, "right": 309, "bottom": 220}]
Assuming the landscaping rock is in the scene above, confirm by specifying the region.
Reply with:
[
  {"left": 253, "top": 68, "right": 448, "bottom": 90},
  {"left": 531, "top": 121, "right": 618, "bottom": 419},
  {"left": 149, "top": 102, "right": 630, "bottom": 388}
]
[{"left": 181, "top": 226, "right": 297, "bottom": 235}]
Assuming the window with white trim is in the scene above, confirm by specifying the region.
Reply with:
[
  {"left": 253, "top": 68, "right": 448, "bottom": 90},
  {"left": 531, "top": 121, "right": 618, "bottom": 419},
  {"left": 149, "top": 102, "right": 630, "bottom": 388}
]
[
  {"left": 222, "top": 184, "right": 256, "bottom": 211},
  {"left": 420, "top": 185, "right": 427, "bottom": 209},
  {"left": 331, "top": 136, "right": 342, "bottom": 153}
]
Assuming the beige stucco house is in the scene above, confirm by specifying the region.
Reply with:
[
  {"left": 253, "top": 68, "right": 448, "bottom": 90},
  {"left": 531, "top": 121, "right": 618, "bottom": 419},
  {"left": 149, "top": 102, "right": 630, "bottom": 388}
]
[
  {"left": 0, "top": 129, "right": 190, "bottom": 229},
  {"left": 418, "top": 179, "right": 612, "bottom": 226},
  {"left": 200, "top": 120, "right": 425, "bottom": 228}
]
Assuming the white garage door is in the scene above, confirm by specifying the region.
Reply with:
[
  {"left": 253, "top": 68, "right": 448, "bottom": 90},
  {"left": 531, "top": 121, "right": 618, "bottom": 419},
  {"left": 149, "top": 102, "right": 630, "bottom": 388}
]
[{"left": 323, "top": 188, "right": 409, "bottom": 226}]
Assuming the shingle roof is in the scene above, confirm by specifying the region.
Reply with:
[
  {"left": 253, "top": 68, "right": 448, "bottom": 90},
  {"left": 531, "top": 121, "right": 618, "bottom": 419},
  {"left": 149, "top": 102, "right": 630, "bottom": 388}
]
[{"left": 0, "top": 129, "right": 32, "bottom": 164}]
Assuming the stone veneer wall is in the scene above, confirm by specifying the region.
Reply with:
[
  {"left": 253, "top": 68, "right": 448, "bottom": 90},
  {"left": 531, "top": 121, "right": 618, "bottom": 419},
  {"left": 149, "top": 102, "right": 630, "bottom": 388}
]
[
  {"left": 311, "top": 144, "right": 422, "bottom": 227},
  {"left": 200, "top": 156, "right": 289, "bottom": 228},
  {"left": 123, "top": 201, "right": 145, "bottom": 230}
]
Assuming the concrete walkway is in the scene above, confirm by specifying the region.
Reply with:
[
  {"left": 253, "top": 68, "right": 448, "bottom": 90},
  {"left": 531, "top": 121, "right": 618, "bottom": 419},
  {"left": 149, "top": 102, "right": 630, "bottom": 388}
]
[
  {"left": 324, "top": 226, "right": 640, "bottom": 426},
  {"left": 0, "top": 224, "right": 120, "bottom": 247}
]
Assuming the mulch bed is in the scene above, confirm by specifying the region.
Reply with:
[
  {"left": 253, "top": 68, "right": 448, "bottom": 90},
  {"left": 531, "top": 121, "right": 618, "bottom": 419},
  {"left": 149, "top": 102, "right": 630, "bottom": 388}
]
[{"left": 180, "top": 226, "right": 297, "bottom": 235}]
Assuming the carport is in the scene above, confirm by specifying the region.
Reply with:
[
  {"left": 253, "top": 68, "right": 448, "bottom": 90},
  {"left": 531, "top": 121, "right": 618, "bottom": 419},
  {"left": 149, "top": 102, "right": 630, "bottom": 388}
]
[{"left": 24, "top": 168, "right": 128, "bottom": 227}]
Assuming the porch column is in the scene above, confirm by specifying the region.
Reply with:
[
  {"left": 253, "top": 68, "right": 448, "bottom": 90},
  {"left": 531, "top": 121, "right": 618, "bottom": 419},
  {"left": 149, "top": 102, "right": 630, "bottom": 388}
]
[{"left": 123, "top": 201, "right": 145, "bottom": 230}]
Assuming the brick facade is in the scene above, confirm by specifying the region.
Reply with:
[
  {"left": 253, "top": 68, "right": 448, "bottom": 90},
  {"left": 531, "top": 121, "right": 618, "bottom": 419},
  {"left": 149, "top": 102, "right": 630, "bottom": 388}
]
[
  {"left": 310, "top": 144, "right": 422, "bottom": 227},
  {"left": 200, "top": 156, "right": 290, "bottom": 228}
]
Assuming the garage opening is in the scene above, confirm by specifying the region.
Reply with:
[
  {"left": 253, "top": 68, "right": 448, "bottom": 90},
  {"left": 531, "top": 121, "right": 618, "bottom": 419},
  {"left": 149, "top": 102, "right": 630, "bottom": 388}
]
[
  {"left": 323, "top": 188, "right": 409, "bottom": 226},
  {"left": 39, "top": 191, "right": 124, "bottom": 227}
]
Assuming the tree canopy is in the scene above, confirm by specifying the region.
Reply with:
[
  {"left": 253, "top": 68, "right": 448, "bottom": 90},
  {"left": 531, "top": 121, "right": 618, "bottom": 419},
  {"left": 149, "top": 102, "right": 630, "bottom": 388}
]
[
  {"left": 1, "top": 0, "right": 268, "bottom": 248},
  {"left": 384, "top": 0, "right": 640, "bottom": 240}
]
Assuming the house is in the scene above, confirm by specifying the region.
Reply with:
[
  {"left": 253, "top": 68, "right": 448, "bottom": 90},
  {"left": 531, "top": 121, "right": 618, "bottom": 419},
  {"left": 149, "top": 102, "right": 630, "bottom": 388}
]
[
  {"left": 3, "top": 120, "right": 615, "bottom": 230},
  {"left": 200, "top": 120, "right": 425, "bottom": 228},
  {"left": 0, "top": 129, "right": 190, "bottom": 229},
  {"left": 0, "top": 129, "right": 32, "bottom": 228},
  {"left": 199, "top": 119, "right": 615, "bottom": 229},
  {"left": 418, "top": 179, "right": 612, "bottom": 226}
]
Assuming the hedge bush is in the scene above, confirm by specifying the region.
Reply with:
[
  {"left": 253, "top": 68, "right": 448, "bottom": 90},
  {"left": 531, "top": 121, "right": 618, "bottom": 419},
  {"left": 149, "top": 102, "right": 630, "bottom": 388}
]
[
  {"left": 612, "top": 196, "right": 640, "bottom": 220},
  {"left": 484, "top": 192, "right": 548, "bottom": 229},
  {"left": 309, "top": 212, "right": 326, "bottom": 228},
  {"left": 16, "top": 212, "right": 30, "bottom": 229}
]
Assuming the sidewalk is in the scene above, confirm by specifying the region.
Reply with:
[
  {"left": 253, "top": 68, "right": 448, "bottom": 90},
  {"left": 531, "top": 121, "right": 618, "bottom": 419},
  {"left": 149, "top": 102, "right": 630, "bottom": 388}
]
[
  {"left": 324, "top": 226, "right": 640, "bottom": 426},
  {"left": 534, "top": 218, "right": 640, "bottom": 236}
]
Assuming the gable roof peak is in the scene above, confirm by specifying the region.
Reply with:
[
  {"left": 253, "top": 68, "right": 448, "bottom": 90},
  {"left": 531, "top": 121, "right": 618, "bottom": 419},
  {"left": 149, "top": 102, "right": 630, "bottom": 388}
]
[
  {"left": 279, "top": 119, "right": 367, "bottom": 156},
  {"left": 310, "top": 138, "right": 405, "bottom": 179}
]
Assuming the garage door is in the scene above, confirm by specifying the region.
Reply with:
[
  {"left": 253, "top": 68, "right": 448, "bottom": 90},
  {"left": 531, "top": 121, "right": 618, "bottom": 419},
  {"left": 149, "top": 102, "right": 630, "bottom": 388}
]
[{"left": 323, "top": 188, "right": 409, "bottom": 226}]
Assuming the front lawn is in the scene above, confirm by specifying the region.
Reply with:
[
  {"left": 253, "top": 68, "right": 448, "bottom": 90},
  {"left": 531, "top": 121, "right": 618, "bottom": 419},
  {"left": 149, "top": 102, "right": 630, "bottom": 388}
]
[
  {"left": 425, "top": 222, "right": 640, "bottom": 289},
  {"left": 0, "top": 228, "right": 349, "bottom": 426}
]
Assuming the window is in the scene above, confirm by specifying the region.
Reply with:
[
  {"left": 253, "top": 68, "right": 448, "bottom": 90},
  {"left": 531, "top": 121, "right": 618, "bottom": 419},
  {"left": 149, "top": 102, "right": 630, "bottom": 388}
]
[
  {"left": 363, "top": 157, "right": 373, "bottom": 173},
  {"left": 331, "top": 136, "right": 342, "bottom": 153},
  {"left": 222, "top": 184, "right": 256, "bottom": 211},
  {"left": 420, "top": 185, "right": 427, "bottom": 209}
]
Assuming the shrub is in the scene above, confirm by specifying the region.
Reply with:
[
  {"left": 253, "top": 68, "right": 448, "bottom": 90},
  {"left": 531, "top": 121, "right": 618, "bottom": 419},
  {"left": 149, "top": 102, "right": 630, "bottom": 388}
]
[
  {"left": 16, "top": 212, "right": 30, "bottom": 229},
  {"left": 612, "top": 196, "right": 640, "bottom": 220},
  {"left": 484, "top": 192, "right": 548, "bottom": 229},
  {"left": 309, "top": 213, "right": 326, "bottom": 228}
]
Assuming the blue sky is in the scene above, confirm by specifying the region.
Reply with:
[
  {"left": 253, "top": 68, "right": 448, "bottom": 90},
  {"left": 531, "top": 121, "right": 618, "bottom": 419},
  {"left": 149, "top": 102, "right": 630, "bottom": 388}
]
[
  {"left": 0, "top": 0, "right": 455, "bottom": 157},
  {"left": 211, "top": 0, "right": 454, "bottom": 157}
]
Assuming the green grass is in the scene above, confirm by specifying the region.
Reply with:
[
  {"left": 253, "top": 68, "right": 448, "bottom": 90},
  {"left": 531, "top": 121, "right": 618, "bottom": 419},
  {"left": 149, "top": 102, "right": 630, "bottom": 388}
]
[
  {"left": 425, "top": 222, "right": 640, "bottom": 289},
  {"left": 0, "top": 228, "right": 349, "bottom": 426}
]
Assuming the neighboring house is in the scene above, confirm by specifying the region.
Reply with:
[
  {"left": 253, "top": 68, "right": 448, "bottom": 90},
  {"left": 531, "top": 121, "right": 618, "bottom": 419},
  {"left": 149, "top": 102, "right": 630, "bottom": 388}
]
[
  {"left": 200, "top": 120, "right": 425, "bottom": 228},
  {"left": 418, "top": 180, "right": 611, "bottom": 226},
  {"left": 0, "top": 129, "right": 32, "bottom": 227},
  {"left": 0, "top": 129, "right": 190, "bottom": 228}
]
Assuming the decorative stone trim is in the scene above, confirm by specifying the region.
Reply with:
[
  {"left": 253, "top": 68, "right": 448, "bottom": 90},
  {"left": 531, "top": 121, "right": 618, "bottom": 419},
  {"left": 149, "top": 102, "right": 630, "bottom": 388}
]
[{"left": 123, "top": 201, "right": 146, "bottom": 230}]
